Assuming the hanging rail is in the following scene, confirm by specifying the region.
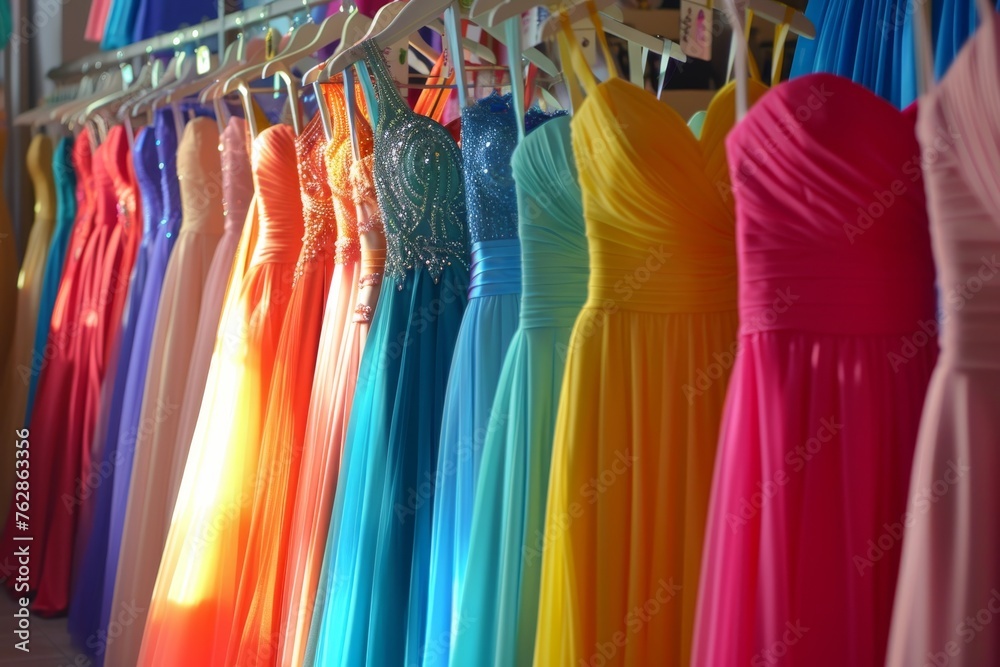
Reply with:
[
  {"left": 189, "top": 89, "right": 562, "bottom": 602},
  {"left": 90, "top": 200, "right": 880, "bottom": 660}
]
[{"left": 47, "top": 0, "right": 333, "bottom": 80}]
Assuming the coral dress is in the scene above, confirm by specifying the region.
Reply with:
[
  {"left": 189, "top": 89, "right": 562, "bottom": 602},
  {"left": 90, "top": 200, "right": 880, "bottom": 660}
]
[
  {"left": 533, "top": 11, "right": 765, "bottom": 667},
  {"left": 692, "top": 74, "right": 938, "bottom": 666},
  {"left": 226, "top": 111, "right": 338, "bottom": 666},
  {"left": 138, "top": 125, "right": 303, "bottom": 667},
  {"left": 278, "top": 80, "right": 383, "bottom": 667},
  {"left": 887, "top": 5, "right": 1000, "bottom": 665}
]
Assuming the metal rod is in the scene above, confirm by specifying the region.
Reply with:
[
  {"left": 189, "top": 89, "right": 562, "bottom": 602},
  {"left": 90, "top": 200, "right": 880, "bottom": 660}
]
[{"left": 47, "top": 0, "right": 333, "bottom": 81}]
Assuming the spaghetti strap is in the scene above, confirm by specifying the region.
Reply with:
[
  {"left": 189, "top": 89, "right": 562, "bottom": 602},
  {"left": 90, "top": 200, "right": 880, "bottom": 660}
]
[
  {"left": 362, "top": 39, "right": 409, "bottom": 122},
  {"left": 555, "top": 0, "right": 619, "bottom": 99},
  {"left": 770, "top": 6, "right": 796, "bottom": 85},
  {"left": 911, "top": 0, "right": 935, "bottom": 96}
]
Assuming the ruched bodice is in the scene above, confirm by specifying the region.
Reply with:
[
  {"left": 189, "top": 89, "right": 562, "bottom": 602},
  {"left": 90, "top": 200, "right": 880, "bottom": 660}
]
[
  {"left": 27, "top": 134, "right": 55, "bottom": 223},
  {"left": 177, "top": 117, "right": 225, "bottom": 236},
  {"left": 252, "top": 125, "right": 305, "bottom": 265},
  {"left": 461, "top": 92, "right": 520, "bottom": 244},
  {"left": 294, "top": 114, "right": 336, "bottom": 281},
  {"left": 511, "top": 115, "right": 587, "bottom": 329},
  {"left": 221, "top": 117, "right": 253, "bottom": 232},
  {"left": 918, "top": 16, "right": 1000, "bottom": 368},
  {"left": 570, "top": 66, "right": 766, "bottom": 313},
  {"left": 728, "top": 74, "right": 937, "bottom": 336},
  {"left": 134, "top": 128, "right": 162, "bottom": 237},
  {"left": 362, "top": 38, "right": 468, "bottom": 285},
  {"left": 155, "top": 109, "right": 182, "bottom": 231}
]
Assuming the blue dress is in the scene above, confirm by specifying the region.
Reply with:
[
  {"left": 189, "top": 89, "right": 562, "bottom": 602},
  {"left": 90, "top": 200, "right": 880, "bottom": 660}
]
[
  {"left": 26, "top": 137, "right": 77, "bottom": 425},
  {"left": 305, "top": 39, "right": 469, "bottom": 667},
  {"left": 101, "top": 0, "right": 140, "bottom": 49},
  {"left": 67, "top": 118, "right": 170, "bottom": 660},
  {"left": 450, "top": 114, "right": 587, "bottom": 667}
]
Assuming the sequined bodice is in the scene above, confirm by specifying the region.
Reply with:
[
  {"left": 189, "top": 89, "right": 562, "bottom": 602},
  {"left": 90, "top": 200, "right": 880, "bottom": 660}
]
[
  {"left": 362, "top": 38, "right": 468, "bottom": 285},
  {"left": 461, "top": 92, "right": 519, "bottom": 243},
  {"left": 294, "top": 114, "right": 337, "bottom": 282},
  {"left": 154, "top": 109, "right": 182, "bottom": 233},
  {"left": 322, "top": 79, "right": 377, "bottom": 265},
  {"left": 221, "top": 117, "right": 253, "bottom": 232},
  {"left": 133, "top": 128, "right": 163, "bottom": 236}
]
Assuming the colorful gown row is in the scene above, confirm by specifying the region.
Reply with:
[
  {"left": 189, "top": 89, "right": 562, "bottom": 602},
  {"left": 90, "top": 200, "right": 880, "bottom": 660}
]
[{"left": 5, "top": 4, "right": 999, "bottom": 667}]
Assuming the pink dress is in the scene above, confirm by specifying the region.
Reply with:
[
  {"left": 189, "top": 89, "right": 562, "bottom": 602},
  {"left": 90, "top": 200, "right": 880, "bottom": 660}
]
[
  {"left": 691, "top": 74, "right": 939, "bottom": 667},
  {"left": 887, "top": 5, "right": 1000, "bottom": 666}
]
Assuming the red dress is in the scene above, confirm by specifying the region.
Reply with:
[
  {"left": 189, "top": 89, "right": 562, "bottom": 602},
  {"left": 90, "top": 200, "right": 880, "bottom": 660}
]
[{"left": 1, "top": 127, "right": 141, "bottom": 615}]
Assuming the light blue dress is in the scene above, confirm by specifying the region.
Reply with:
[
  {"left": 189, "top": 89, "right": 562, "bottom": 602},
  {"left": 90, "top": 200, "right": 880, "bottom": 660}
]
[
  {"left": 26, "top": 137, "right": 77, "bottom": 425},
  {"left": 305, "top": 40, "right": 469, "bottom": 667},
  {"left": 450, "top": 114, "right": 588, "bottom": 667}
]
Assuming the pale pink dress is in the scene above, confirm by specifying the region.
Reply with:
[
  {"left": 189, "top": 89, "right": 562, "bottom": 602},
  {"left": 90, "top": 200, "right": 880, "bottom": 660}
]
[{"left": 887, "top": 4, "right": 1000, "bottom": 665}]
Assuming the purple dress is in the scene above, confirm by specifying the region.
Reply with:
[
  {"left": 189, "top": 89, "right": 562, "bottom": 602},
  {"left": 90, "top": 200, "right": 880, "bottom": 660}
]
[{"left": 67, "top": 112, "right": 180, "bottom": 661}]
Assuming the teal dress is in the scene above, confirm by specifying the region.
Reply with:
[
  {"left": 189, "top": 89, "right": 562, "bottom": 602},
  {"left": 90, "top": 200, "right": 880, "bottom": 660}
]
[
  {"left": 305, "top": 39, "right": 469, "bottom": 667},
  {"left": 25, "top": 137, "right": 77, "bottom": 424},
  {"left": 450, "top": 114, "right": 588, "bottom": 667}
]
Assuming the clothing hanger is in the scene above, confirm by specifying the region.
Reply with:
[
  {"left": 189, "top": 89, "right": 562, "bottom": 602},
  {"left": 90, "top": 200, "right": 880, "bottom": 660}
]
[
  {"left": 323, "top": 0, "right": 471, "bottom": 108},
  {"left": 15, "top": 76, "right": 94, "bottom": 127},
  {"left": 79, "top": 60, "right": 157, "bottom": 143},
  {"left": 127, "top": 52, "right": 185, "bottom": 119},
  {"left": 54, "top": 66, "right": 128, "bottom": 127}
]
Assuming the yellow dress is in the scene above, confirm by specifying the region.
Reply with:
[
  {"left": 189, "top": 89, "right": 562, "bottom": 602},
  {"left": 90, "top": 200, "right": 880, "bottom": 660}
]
[
  {"left": 0, "top": 134, "right": 55, "bottom": 522},
  {"left": 533, "top": 10, "right": 765, "bottom": 667}
]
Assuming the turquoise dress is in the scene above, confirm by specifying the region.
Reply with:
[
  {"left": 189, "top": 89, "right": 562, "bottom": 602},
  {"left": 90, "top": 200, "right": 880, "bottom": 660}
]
[
  {"left": 26, "top": 137, "right": 76, "bottom": 425},
  {"left": 305, "top": 39, "right": 469, "bottom": 667},
  {"left": 449, "top": 114, "right": 588, "bottom": 667}
]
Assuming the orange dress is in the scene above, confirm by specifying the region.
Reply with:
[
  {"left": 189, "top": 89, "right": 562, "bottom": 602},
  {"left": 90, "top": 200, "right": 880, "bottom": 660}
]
[
  {"left": 278, "top": 80, "right": 384, "bottom": 667},
  {"left": 225, "top": 110, "right": 338, "bottom": 666},
  {"left": 137, "top": 124, "right": 303, "bottom": 667}
]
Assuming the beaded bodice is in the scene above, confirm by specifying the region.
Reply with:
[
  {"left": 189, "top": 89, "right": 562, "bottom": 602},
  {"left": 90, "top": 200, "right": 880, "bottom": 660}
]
[
  {"left": 154, "top": 109, "right": 182, "bottom": 233},
  {"left": 133, "top": 128, "right": 162, "bottom": 237},
  {"left": 461, "top": 92, "right": 520, "bottom": 243},
  {"left": 322, "top": 79, "right": 377, "bottom": 265},
  {"left": 294, "top": 113, "right": 337, "bottom": 283},
  {"left": 362, "top": 38, "right": 468, "bottom": 286}
]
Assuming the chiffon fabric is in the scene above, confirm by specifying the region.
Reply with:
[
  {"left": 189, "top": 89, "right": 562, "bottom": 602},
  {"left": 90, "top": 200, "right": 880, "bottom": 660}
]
[
  {"left": 424, "top": 91, "right": 523, "bottom": 667},
  {"left": 0, "top": 135, "right": 55, "bottom": 523},
  {"left": 85, "top": 0, "right": 112, "bottom": 42},
  {"left": 105, "top": 116, "right": 248, "bottom": 667},
  {"left": 26, "top": 136, "right": 78, "bottom": 424},
  {"left": 306, "top": 40, "right": 469, "bottom": 667},
  {"left": 2, "top": 127, "right": 140, "bottom": 615},
  {"left": 451, "top": 113, "right": 587, "bottom": 667},
  {"left": 138, "top": 124, "right": 302, "bottom": 667},
  {"left": 278, "top": 81, "right": 383, "bottom": 667},
  {"left": 887, "top": 7, "right": 1000, "bottom": 666},
  {"left": 532, "top": 12, "right": 766, "bottom": 666},
  {"left": 226, "top": 112, "right": 337, "bottom": 666},
  {"left": 692, "top": 74, "right": 938, "bottom": 667},
  {"left": 68, "top": 123, "right": 164, "bottom": 652}
]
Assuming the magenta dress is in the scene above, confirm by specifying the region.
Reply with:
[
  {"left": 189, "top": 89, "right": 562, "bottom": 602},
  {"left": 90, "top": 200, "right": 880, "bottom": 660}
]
[
  {"left": 691, "top": 73, "right": 938, "bottom": 667},
  {"left": 887, "top": 5, "right": 1000, "bottom": 665}
]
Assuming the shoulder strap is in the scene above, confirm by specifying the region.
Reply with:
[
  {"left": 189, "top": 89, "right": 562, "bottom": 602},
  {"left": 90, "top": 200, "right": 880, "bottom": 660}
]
[
  {"left": 355, "top": 60, "right": 379, "bottom": 130},
  {"left": 362, "top": 39, "right": 408, "bottom": 121},
  {"left": 556, "top": 0, "right": 619, "bottom": 100},
  {"left": 770, "top": 6, "right": 795, "bottom": 86},
  {"left": 912, "top": 0, "right": 935, "bottom": 96},
  {"left": 504, "top": 16, "right": 526, "bottom": 140}
]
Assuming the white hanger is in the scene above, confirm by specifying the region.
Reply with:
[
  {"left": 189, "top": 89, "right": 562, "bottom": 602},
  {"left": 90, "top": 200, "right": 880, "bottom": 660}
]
[{"left": 323, "top": 0, "right": 471, "bottom": 108}]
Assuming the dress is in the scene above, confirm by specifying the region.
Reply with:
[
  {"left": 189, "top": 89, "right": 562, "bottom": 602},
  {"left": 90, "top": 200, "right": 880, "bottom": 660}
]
[
  {"left": 451, "top": 112, "right": 587, "bottom": 667},
  {"left": 887, "top": 6, "right": 1000, "bottom": 666},
  {"left": 533, "top": 12, "right": 766, "bottom": 666},
  {"left": 278, "top": 81, "right": 383, "bottom": 667},
  {"left": 67, "top": 123, "right": 163, "bottom": 653},
  {"left": 104, "top": 116, "right": 246, "bottom": 667},
  {"left": 101, "top": 0, "right": 140, "bottom": 49},
  {"left": 131, "top": 0, "right": 215, "bottom": 44},
  {"left": 691, "top": 74, "right": 938, "bottom": 667},
  {"left": 423, "top": 92, "right": 523, "bottom": 667},
  {"left": 0, "top": 134, "right": 55, "bottom": 525},
  {"left": 1, "top": 126, "right": 140, "bottom": 615},
  {"left": 226, "top": 112, "right": 337, "bottom": 667},
  {"left": 26, "top": 136, "right": 78, "bottom": 424},
  {"left": 137, "top": 124, "right": 303, "bottom": 667},
  {"left": 306, "top": 39, "right": 469, "bottom": 667}
]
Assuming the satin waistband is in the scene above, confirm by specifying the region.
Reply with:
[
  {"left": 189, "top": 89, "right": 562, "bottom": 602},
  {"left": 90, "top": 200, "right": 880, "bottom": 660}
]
[{"left": 469, "top": 239, "right": 522, "bottom": 299}]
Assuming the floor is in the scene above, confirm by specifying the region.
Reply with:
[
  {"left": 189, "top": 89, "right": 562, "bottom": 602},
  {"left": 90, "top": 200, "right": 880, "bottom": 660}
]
[{"left": 0, "top": 592, "right": 80, "bottom": 666}]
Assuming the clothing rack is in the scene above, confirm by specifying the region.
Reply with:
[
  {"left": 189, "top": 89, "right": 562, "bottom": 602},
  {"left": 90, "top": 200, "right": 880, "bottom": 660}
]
[{"left": 46, "top": 0, "right": 336, "bottom": 81}]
